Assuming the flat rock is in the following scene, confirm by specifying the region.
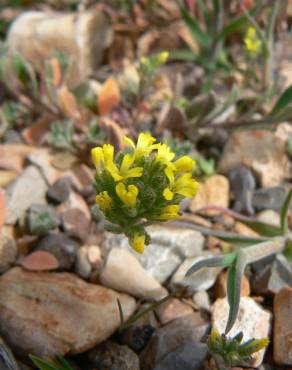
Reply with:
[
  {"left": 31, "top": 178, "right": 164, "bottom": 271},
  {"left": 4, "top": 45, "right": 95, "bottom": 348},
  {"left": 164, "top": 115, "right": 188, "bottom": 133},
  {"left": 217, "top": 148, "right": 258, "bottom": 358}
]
[
  {"left": 0, "top": 234, "right": 17, "bottom": 273},
  {"left": 189, "top": 175, "right": 230, "bottom": 215},
  {"left": 100, "top": 248, "right": 167, "bottom": 300},
  {"left": 251, "top": 254, "right": 292, "bottom": 294},
  {"left": 28, "top": 149, "right": 61, "bottom": 185},
  {"left": 153, "top": 341, "right": 208, "bottom": 370},
  {"left": 228, "top": 166, "right": 256, "bottom": 215},
  {"left": 62, "top": 208, "right": 90, "bottom": 242},
  {"left": 212, "top": 297, "right": 271, "bottom": 367},
  {"left": 47, "top": 177, "right": 72, "bottom": 204},
  {"left": 219, "top": 130, "right": 290, "bottom": 187},
  {"left": 0, "top": 145, "right": 37, "bottom": 173},
  {"left": 155, "top": 298, "right": 193, "bottom": 325},
  {"left": 0, "top": 267, "right": 136, "bottom": 356},
  {"left": 5, "top": 166, "right": 48, "bottom": 225},
  {"left": 102, "top": 225, "right": 204, "bottom": 283},
  {"left": 171, "top": 254, "right": 221, "bottom": 293},
  {"left": 7, "top": 11, "right": 113, "bottom": 88},
  {"left": 274, "top": 286, "right": 292, "bottom": 365},
  {"left": 140, "top": 313, "right": 209, "bottom": 370},
  {"left": 252, "top": 186, "right": 287, "bottom": 212}
]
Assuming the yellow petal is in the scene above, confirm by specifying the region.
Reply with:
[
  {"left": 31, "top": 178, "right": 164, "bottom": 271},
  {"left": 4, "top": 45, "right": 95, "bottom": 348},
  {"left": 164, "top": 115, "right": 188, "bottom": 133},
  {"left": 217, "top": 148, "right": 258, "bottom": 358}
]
[
  {"left": 130, "top": 234, "right": 145, "bottom": 253},
  {"left": 157, "top": 51, "right": 169, "bottom": 64},
  {"left": 174, "top": 156, "right": 195, "bottom": 173},
  {"left": 105, "top": 162, "right": 122, "bottom": 181},
  {"left": 102, "top": 144, "right": 115, "bottom": 163},
  {"left": 163, "top": 187, "right": 174, "bottom": 201},
  {"left": 123, "top": 167, "right": 143, "bottom": 179},
  {"left": 157, "top": 204, "right": 180, "bottom": 221},
  {"left": 95, "top": 191, "right": 112, "bottom": 212},
  {"left": 155, "top": 143, "right": 175, "bottom": 163},
  {"left": 124, "top": 136, "right": 135, "bottom": 149},
  {"left": 116, "top": 182, "right": 138, "bottom": 207},
  {"left": 164, "top": 165, "right": 175, "bottom": 185},
  {"left": 91, "top": 147, "right": 104, "bottom": 171},
  {"left": 137, "top": 132, "right": 156, "bottom": 149},
  {"left": 120, "top": 153, "right": 135, "bottom": 174}
]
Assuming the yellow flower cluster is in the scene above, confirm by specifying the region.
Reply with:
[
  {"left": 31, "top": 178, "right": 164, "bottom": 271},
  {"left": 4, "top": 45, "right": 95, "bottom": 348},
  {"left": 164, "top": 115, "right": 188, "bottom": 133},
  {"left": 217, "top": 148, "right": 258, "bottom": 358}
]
[
  {"left": 244, "top": 27, "right": 262, "bottom": 55},
  {"left": 91, "top": 132, "right": 199, "bottom": 253}
]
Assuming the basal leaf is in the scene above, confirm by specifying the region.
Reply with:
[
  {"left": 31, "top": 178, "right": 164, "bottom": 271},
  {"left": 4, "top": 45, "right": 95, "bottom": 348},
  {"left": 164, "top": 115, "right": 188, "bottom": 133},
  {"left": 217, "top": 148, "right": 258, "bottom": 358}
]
[
  {"left": 186, "top": 253, "right": 236, "bottom": 276},
  {"left": 29, "top": 356, "right": 60, "bottom": 370},
  {"left": 240, "top": 219, "right": 282, "bottom": 237},
  {"left": 215, "top": 6, "right": 259, "bottom": 42},
  {"left": 271, "top": 85, "right": 292, "bottom": 116},
  {"left": 280, "top": 189, "right": 292, "bottom": 234},
  {"left": 284, "top": 239, "right": 292, "bottom": 262},
  {"left": 55, "top": 356, "right": 74, "bottom": 370},
  {"left": 225, "top": 254, "right": 246, "bottom": 334},
  {"left": 180, "top": 6, "right": 211, "bottom": 49},
  {"left": 30, "top": 355, "right": 73, "bottom": 370},
  {"left": 169, "top": 49, "right": 197, "bottom": 62}
]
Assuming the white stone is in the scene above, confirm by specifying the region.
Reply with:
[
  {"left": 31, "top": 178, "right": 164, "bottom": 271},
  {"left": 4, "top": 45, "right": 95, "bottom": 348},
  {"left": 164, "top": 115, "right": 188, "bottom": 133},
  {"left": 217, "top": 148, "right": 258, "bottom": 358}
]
[
  {"left": 102, "top": 225, "right": 204, "bottom": 283},
  {"left": 100, "top": 248, "right": 167, "bottom": 301},
  {"left": 171, "top": 254, "right": 221, "bottom": 293},
  {"left": 5, "top": 166, "right": 48, "bottom": 225}
]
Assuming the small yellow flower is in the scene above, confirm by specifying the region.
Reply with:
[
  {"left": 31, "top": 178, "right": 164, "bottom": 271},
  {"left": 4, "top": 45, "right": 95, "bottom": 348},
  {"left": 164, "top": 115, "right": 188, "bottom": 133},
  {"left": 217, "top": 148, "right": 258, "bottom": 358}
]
[
  {"left": 157, "top": 51, "right": 169, "bottom": 64},
  {"left": 124, "top": 132, "right": 156, "bottom": 159},
  {"left": 163, "top": 173, "right": 199, "bottom": 201},
  {"left": 130, "top": 233, "right": 145, "bottom": 253},
  {"left": 95, "top": 191, "right": 112, "bottom": 212},
  {"left": 244, "top": 27, "right": 261, "bottom": 54},
  {"left": 116, "top": 182, "right": 139, "bottom": 207},
  {"left": 154, "top": 143, "right": 175, "bottom": 164},
  {"left": 174, "top": 156, "right": 195, "bottom": 173},
  {"left": 92, "top": 144, "right": 143, "bottom": 181},
  {"left": 157, "top": 204, "right": 180, "bottom": 221},
  {"left": 91, "top": 147, "right": 105, "bottom": 172}
]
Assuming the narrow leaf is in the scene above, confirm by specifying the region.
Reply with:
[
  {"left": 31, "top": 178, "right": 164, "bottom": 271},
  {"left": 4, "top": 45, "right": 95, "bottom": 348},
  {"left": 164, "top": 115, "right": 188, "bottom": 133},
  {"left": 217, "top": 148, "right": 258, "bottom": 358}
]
[
  {"left": 240, "top": 219, "right": 282, "bottom": 237},
  {"left": 271, "top": 85, "right": 292, "bottom": 116},
  {"left": 29, "top": 356, "right": 60, "bottom": 370},
  {"left": 171, "top": 220, "right": 266, "bottom": 246},
  {"left": 56, "top": 356, "right": 74, "bottom": 370},
  {"left": 215, "top": 5, "right": 259, "bottom": 42},
  {"left": 280, "top": 189, "right": 292, "bottom": 234},
  {"left": 186, "top": 253, "right": 236, "bottom": 276},
  {"left": 180, "top": 6, "right": 211, "bottom": 49},
  {"left": 117, "top": 298, "right": 124, "bottom": 327},
  {"left": 225, "top": 254, "right": 246, "bottom": 334},
  {"left": 169, "top": 49, "right": 197, "bottom": 62},
  {"left": 196, "top": 0, "right": 213, "bottom": 32}
]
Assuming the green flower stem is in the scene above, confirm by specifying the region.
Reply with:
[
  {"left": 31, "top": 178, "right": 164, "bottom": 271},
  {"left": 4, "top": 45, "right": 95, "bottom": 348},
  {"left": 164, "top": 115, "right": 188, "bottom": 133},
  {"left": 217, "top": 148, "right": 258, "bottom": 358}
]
[{"left": 118, "top": 287, "right": 186, "bottom": 332}]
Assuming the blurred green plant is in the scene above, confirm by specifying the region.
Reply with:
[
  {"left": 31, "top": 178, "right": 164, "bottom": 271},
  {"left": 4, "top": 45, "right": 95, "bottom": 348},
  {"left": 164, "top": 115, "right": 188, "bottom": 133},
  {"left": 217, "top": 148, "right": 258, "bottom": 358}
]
[
  {"left": 185, "top": 189, "right": 292, "bottom": 334},
  {"left": 30, "top": 354, "right": 73, "bottom": 370},
  {"left": 173, "top": 0, "right": 260, "bottom": 79},
  {"left": 207, "top": 330, "right": 269, "bottom": 369},
  {"left": 27, "top": 206, "right": 59, "bottom": 236},
  {"left": 46, "top": 120, "right": 75, "bottom": 150},
  {"left": 287, "top": 136, "right": 292, "bottom": 160}
]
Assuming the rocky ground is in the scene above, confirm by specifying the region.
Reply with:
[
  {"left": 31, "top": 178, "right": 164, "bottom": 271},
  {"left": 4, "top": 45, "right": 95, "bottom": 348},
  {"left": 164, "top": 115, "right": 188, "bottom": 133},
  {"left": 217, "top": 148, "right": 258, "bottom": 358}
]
[{"left": 0, "top": 1, "right": 292, "bottom": 370}]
